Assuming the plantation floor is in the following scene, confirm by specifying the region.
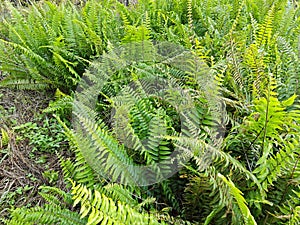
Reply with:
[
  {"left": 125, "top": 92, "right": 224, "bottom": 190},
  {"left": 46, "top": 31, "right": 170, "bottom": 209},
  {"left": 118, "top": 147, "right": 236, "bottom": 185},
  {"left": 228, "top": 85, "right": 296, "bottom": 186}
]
[{"left": 0, "top": 88, "right": 66, "bottom": 219}]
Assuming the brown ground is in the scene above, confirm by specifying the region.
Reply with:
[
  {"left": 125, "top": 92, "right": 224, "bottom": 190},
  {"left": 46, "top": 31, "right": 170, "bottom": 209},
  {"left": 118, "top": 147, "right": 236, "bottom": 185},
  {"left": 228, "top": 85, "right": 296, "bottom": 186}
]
[{"left": 0, "top": 88, "right": 67, "bottom": 220}]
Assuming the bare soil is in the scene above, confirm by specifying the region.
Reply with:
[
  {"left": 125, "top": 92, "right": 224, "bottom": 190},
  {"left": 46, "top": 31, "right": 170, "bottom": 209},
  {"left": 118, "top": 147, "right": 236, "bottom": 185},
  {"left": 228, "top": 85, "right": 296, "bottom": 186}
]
[{"left": 0, "top": 88, "right": 67, "bottom": 219}]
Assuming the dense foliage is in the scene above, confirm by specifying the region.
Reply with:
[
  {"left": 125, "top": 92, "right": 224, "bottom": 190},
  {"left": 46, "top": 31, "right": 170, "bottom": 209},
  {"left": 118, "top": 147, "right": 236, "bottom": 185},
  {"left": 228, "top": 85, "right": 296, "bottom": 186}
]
[{"left": 0, "top": 0, "right": 299, "bottom": 224}]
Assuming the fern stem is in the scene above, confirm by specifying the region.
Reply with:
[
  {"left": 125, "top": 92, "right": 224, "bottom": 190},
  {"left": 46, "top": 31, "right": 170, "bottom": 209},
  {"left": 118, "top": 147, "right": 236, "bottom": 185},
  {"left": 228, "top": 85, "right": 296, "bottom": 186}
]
[
  {"left": 261, "top": 75, "right": 271, "bottom": 154},
  {"left": 246, "top": 123, "right": 267, "bottom": 170},
  {"left": 243, "top": 145, "right": 252, "bottom": 172}
]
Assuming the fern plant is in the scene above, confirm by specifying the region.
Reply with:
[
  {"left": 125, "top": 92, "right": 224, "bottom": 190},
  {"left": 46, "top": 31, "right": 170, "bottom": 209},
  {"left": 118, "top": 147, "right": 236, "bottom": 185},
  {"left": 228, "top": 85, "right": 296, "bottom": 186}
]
[
  {"left": 224, "top": 76, "right": 300, "bottom": 223},
  {"left": 4, "top": 186, "right": 87, "bottom": 225},
  {"left": 70, "top": 180, "right": 165, "bottom": 225},
  {"left": 2, "top": 0, "right": 300, "bottom": 224},
  {"left": 0, "top": 0, "right": 120, "bottom": 92}
]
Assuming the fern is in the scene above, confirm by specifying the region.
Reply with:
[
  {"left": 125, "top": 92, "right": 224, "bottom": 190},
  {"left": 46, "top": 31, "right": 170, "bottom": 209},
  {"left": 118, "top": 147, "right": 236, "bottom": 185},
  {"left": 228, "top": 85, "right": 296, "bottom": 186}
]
[
  {"left": 6, "top": 185, "right": 86, "bottom": 225},
  {"left": 277, "top": 189, "right": 300, "bottom": 224},
  {"left": 245, "top": 79, "right": 299, "bottom": 190},
  {"left": 43, "top": 89, "right": 73, "bottom": 117},
  {"left": 0, "top": 0, "right": 118, "bottom": 92},
  {"left": 256, "top": 5, "right": 275, "bottom": 47},
  {"left": 7, "top": 204, "right": 86, "bottom": 225},
  {"left": 225, "top": 74, "right": 300, "bottom": 222},
  {"left": 218, "top": 173, "right": 257, "bottom": 225},
  {"left": 56, "top": 115, "right": 99, "bottom": 188},
  {"left": 224, "top": 1, "right": 246, "bottom": 98},
  {"left": 101, "top": 183, "right": 139, "bottom": 207},
  {"left": 70, "top": 180, "right": 165, "bottom": 225},
  {"left": 3, "top": 1, "right": 300, "bottom": 224}
]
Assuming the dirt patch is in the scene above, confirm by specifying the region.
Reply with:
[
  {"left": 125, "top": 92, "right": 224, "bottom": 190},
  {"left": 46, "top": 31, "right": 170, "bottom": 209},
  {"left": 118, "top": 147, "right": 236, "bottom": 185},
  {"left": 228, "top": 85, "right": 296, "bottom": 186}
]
[{"left": 0, "top": 88, "right": 68, "bottom": 219}]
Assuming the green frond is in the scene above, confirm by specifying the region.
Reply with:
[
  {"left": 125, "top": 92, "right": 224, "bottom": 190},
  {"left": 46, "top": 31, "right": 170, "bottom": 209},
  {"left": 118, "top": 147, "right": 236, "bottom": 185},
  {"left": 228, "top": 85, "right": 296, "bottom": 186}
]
[
  {"left": 244, "top": 43, "right": 266, "bottom": 98},
  {"left": 43, "top": 89, "right": 73, "bottom": 116},
  {"left": 116, "top": 1, "right": 134, "bottom": 28},
  {"left": 256, "top": 5, "right": 274, "bottom": 47},
  {"left": 159, "top": 180, "right": 180, "bottom": 212},
  {"left": 122, "top": 24, "right": 151, "bottom": 43},
  {"left": 101, "top": 183, "right": 138, "bottom": 206},
  {"left": 56, "top": 116, "right": 98, "bottom": 187},
  {"left": 249, "top": 13, "right": 259, "bottom": 42},
  {"left": 38, "top": 185, "right": 74, "bottom": 206},
  {"left": 70, "top": 180, "right": 165, "bottom": 225},
  {"left": 218, "top": 173, "right": 257, "bottom": 225},
  {"left": 143, "top": 111, "right": 171, "bottom": 163},
  {"left": 224, "top": 1, "right": 246, "bottom": 94},
  {"left": 72, "top": 106, "right": 141, "bottom": 184},
  {"left": 183, "top": 173, "right": 216, "bottom": 222},
  {"left": 247, "top": 88, "right": 300, "bottom": 189},
  {"left": 277, "top": 189, "right": 300, "bottom": 224},
  {"left": 7, "top": 204, "right": 86, "bottom": 225}
]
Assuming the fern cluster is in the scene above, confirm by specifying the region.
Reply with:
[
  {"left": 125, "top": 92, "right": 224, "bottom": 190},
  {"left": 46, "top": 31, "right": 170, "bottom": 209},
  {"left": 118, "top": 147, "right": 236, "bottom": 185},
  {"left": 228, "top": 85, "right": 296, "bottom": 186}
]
[
  {"left": 0, "top": 0, "right": 119, "bottom": 92},
  {"left": 1, "top": 0, "right": 300, "bottom": 224}
]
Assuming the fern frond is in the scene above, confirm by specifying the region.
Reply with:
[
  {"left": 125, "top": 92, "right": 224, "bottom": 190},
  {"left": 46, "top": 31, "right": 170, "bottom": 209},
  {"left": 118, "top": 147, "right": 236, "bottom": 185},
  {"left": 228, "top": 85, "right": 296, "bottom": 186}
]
[
  {"left": 102, "top": 183, "right": 138, "bottom": 206},
  {"left": 225, "top": 0, "right": 245, "bottom": 92},
  {"left": 7, "top": 204, "right": 86, "bottom": 225},
  {"left": 171, "top": 133, "right": 265, "bottom": 198},
  {"left": 256, "top": 5, "right": 274, "bottom": 47},
  {"left": 218, "top": 173, "right": 257, "bottom": 225},
  {"left": 38, "top": 185, "right": 73, "bottom": 206},
  {"left": 277, "top": 189, "right": 300, "bottom": 224},
  {"left": 70, "top": 180, "right": 165, "bottom": 225},
  {"left": 72, "top": 104, "right": 142, "bottom": 185},
  {"left": 56, "top": 116, "right": 98, "bottom": 188},
  {"left": 43, "top": 89, "right": 73, "bottom": 116}
]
